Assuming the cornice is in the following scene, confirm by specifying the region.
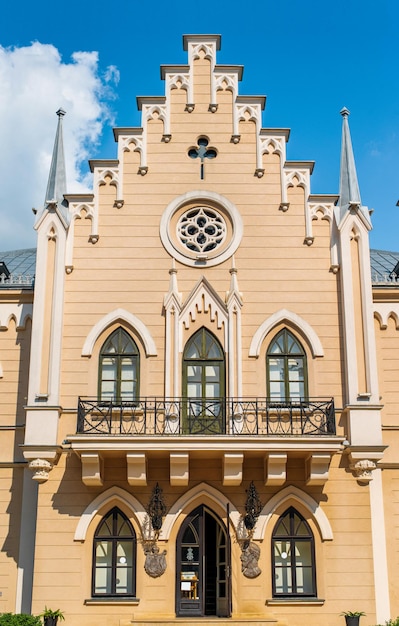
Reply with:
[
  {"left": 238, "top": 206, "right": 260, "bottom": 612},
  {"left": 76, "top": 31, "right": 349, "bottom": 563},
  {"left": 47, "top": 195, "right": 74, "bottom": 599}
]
[
  {"left": 64, "top": 193, "right": 94, "bottom": 203},
  {"left": 89, "top": 159, "right": 119, "bottom": 173},
  {"left": 236, "top": 95, "right": 266, "bottom": 109},
  {"left": 309, "top": 194, "right": 339, "bottom": 205},
  {"left": 160, "top": 64, "right": 189, "bottom": 79},
  {"left": 373, "top": 287, "right": 399, "bottom": 300},
  {"left": 183, "top": 34, "right": 221, "bottom": 50},
  {"left": 215, "top": 64, "right": 244, "bottom": 79},
  {"left": 285, "top": 160, "right": 315, "bottom": 174},
  {"left": 136, "top": 95, "right": 166, "bottom": 110},
  {"left": 113, "top": 127, "right": 143, "bottom": 141},
  {"left": 260, "top": 128, "right": 290, "bottom": 141}
]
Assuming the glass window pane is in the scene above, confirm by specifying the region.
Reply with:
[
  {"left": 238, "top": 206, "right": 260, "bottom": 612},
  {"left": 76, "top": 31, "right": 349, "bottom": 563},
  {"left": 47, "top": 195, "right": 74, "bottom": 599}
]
[
  {"left": 274, "top": 565, "right": 292, "bottom": 594},
  {"left": 101, "top": 381, "right": 116, "bottom": 398},
  {"left": 187, "top": 365, "right": 201, "bottom": 381},
  {"left": 205, "top": 383, "right": 219, "bottom": 398},
  {"left": 115, "top": 541, "right": 133, "bottom": 594},
  {"left": 205, "top": 365, "right": 219, "bottom": 380},
  {"left": 95, "top": 541, "right": 112, "bottom": 594},
  {"left": 269, "top": 358, "right": 284, "bottom": 381},
  {"left": 121, "top": 358, "right": 135, "bottom": 380},
  {"left": 296, "top": 566, "right": 313, "bottom": 594},
  {"left": 269, "top": 381, "right": 285, "bottom": 399},
  {"left": 295, "top": 541, "right": 312, "bottom": 566},
  {"left": 187, "top": 383, "right": 202, "bottom": 398}
]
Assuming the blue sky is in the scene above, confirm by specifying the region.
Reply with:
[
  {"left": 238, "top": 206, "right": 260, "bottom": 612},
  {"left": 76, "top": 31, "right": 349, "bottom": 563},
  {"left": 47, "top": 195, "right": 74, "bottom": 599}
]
[{"left": 1, "top": 0, "right": 398, "bottom": 251}]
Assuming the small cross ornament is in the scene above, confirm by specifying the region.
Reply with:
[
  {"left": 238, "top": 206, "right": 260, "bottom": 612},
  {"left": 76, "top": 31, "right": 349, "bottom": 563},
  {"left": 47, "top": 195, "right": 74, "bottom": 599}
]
[{"left": 188, "top": 137, "right": 217, "bottom": 180}]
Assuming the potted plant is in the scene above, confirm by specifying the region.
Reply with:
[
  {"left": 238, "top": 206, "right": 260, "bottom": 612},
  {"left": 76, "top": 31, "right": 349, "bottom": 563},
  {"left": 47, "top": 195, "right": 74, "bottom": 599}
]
[
  {"left": 39, "top": 609, "right": 65, "bottom": 626},
  {"left": 341, "top": 611, "right": 365, "bottom": 626}
]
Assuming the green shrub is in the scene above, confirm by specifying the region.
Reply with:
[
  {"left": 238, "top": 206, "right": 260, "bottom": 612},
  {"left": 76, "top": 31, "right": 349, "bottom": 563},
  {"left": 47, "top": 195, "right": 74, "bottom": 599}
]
[
  {"left": 374, "top": 619, "right": 399, "bottom": 626},
  {"left": 0, "top": 615, "right": 41, "bottom": 626}
]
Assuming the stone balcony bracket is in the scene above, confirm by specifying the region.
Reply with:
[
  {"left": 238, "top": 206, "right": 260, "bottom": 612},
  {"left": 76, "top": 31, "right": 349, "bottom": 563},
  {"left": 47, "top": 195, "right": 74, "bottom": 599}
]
[
  {"left": 305, "top": 453, "right": 332, "bottom": 486},
  {"left": 223, "top": 453, "right": 244, "bottom": 486},
  {"left": 81, "top": 452, "right": 104, "bottom": 487},
  {"left": 170, "top": 453, "right": 189, "bottom": 486},
  {"left": 264, "top": 453, "right": 287, "bottom": 486},
  {"left": 127, "top": 453, "right": 147, "bottom": 486}
]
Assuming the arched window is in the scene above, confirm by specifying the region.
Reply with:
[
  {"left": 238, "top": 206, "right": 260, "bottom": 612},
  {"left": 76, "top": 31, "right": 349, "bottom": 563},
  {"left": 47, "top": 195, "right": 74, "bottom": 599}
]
[
  {"left": 182, "top": 328, "right": 225, "bottom": 434},
  {"left": 92, "top": 507, "right": 136, "bottom": 597},
  {"left": 267, "top": 329, "right": 307, "bottom": 400},
  {"left": 99, "top": 328, "right": 139, "bottom": 401},
  {"left": 272, "top": 507, "right": 316, "bottom": 597}
]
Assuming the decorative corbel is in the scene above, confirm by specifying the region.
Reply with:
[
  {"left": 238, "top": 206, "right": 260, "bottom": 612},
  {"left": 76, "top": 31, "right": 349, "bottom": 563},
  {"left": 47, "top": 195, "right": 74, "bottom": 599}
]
[
  {"left": 349, "top": 458, "right": 377, "bottom": 484},
  {"left": 28, "top": 458, "right": 54, "bottom": 483}
]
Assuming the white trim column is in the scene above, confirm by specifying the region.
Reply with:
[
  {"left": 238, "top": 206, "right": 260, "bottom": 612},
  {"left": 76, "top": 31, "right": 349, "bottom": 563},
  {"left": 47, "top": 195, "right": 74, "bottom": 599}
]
[
  {"left": 369, "top": 469, "right": 390, "bottom": 622},
  {"left": 15, "top": 468, "right": 38, "bottom": 613}
]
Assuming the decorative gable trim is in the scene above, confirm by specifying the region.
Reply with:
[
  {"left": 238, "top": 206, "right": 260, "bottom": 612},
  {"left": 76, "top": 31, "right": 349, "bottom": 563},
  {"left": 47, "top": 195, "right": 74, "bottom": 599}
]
[
  {"left": 249, "top": 309, "right": 324, "bottom": 358},
  {"left": 82, "top": 308, "right": 157, "bottom": 357},
  {"left": 257, "top": 485, "right": 333, "bottom": 541}
]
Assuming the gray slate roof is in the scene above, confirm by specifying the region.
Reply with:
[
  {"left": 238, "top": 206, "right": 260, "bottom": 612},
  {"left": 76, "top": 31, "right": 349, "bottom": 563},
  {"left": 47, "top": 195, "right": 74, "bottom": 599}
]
[
  {"left": 0, "top": 248, "right": 36, "bottom": 288},
  {"left": 370, "top": 249, "right": 399, "bottom": 284},
  {"left": 1, "top": 247, "right": 399, "bottom": 289}
]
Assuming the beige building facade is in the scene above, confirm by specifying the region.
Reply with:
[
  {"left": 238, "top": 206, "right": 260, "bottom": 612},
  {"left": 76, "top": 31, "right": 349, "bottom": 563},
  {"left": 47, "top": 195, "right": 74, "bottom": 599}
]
[{"left": 1, "top": 35, "right": 399, "bottom": 626}]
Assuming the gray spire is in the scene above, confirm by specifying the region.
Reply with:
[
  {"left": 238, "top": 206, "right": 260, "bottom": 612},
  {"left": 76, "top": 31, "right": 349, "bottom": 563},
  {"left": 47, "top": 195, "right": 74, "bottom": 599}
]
[
  {"left": 337, "top": 107, "right": 371, "bottom": 226},
  {"left": 44, "top": 108, "right": 67, "bottom": 208}
]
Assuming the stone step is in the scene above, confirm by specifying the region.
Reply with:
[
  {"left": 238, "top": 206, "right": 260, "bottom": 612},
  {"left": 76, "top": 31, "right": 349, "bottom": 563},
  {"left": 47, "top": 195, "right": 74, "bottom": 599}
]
[{"left": 130, "top": 617, "right": 286, "bottom": 626}]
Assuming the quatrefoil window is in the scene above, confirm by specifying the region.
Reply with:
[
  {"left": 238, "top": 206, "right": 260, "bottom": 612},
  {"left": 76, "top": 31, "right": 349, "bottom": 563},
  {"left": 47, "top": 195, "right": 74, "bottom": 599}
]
[
  {"left": 177, "top": 207, "right": 227, "bottom": 253},
  {"left": 160, "top": 190, "right": 243, "bottom": 268}
]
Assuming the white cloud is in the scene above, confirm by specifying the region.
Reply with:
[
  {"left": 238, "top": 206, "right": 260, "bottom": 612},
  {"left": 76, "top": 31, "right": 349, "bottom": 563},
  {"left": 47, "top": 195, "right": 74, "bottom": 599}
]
[{"left": 0, "top": 42, "right": 119, "bottom": 251}]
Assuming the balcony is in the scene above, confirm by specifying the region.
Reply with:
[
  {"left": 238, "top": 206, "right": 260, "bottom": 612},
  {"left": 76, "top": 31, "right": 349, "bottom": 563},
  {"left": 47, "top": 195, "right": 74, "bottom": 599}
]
[{"left": 77, "top": 397, "right": 336, "bottom": 437}]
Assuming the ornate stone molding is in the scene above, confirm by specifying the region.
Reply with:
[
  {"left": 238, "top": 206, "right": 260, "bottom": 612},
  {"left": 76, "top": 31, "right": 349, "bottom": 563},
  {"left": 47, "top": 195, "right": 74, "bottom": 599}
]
[
  {"left": 349, "top": 458, "right": 377, "bottom": 484},
  {"left": 28, "top": 458, "right": 53, "bottom": 483}
]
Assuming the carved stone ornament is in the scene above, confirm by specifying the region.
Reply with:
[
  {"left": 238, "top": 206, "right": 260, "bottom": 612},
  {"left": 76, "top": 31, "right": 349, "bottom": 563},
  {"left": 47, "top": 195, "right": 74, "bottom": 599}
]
[
  {"left": 350, "top": 459, "right": 377, "bottom": 484},
  {"left": 240, "top": 541, "right": 261, "bottom": 579},
  {"left": 144, "top": 543, "right": 167, "bottom": 578},
  {"left": 28, "top": 458, "right": 53, "bottom": 483}
]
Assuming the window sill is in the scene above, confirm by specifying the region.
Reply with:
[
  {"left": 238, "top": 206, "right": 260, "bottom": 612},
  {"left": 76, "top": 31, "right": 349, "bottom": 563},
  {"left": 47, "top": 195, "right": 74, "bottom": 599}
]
[
  {"left": 266, "top": 598, "right": 325, "bottom": 606},
  {"left": 85, "top": 598, "right": 140, "bottom": 606}
]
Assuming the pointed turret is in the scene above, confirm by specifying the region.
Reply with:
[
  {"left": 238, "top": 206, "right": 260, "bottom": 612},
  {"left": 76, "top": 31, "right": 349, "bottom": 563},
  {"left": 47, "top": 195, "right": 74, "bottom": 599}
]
[
  {"left": 45, "top": 108, "right": 67, "bottom": 205},
  {"left": 35, "top": 108, "right": 69, "bottom": 228},
  {"left": 336, "top": 107, "right": 371, "bottom": 227}
]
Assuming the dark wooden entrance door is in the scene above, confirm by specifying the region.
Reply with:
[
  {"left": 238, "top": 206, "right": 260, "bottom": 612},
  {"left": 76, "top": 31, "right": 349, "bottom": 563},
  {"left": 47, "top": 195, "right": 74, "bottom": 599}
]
[{"left": 176, "top": 506, "right": 230, "bottom": 617}]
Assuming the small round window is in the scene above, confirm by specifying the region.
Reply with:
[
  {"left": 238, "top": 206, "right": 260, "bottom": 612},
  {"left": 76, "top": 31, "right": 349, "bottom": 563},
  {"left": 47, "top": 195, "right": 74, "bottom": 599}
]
[
  {"left": 160, "top": 191, "right": 243, "bottom": 268},
  {"left": 177, "top": 206, "right": 227, "bottom": 253}
]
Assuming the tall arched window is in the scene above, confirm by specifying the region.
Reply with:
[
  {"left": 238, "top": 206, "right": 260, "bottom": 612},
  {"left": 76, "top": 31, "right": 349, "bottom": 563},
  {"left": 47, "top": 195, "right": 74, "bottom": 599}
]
[
  {"left": 182, "top": 328, "right": 225, "bottom": 434},
  {"left": 92, "top": 507, "right": 136, "bottom": 597},
  {"left": 272, "top": 507, "right": 316, "bottom": 597},
  {"left": 267, "top": 329, "right": 307, "bottom": 401},
  {"left": 99, "top": 328, "right": 139, "bottom": 401}
]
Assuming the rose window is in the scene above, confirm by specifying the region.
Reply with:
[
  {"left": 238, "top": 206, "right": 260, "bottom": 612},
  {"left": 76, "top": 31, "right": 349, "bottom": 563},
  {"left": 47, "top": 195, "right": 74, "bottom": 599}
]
[{"left": 177, "top": 207, "right": 226, "bottom": 253}]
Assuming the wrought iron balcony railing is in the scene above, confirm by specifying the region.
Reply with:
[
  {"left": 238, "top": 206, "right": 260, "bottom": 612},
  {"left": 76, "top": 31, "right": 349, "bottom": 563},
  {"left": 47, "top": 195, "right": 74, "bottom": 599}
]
[{"left": 77, "top": 397, "right": 335, "bottom": 437}]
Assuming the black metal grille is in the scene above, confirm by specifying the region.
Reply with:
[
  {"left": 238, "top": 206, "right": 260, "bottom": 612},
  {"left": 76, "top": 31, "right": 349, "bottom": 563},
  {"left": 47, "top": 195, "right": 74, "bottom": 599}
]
[{"left": 77, "top": 397, "right": 335, "bottom": 436}]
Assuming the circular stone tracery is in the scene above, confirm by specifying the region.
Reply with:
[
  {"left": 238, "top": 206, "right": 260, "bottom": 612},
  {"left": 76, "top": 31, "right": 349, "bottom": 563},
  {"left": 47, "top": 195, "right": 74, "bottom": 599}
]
[{"left": 177, "top": 207, "right": 226, "bottom": 253}]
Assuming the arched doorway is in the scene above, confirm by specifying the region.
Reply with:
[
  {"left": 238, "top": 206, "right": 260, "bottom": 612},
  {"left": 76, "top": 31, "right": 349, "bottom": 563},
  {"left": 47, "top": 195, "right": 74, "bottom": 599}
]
[
  {"left": 182, "top": 327, "right": 225, "bottom": 434},
  {"left": 176, "top": 505, "right": 231, "bottom": 617}
]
